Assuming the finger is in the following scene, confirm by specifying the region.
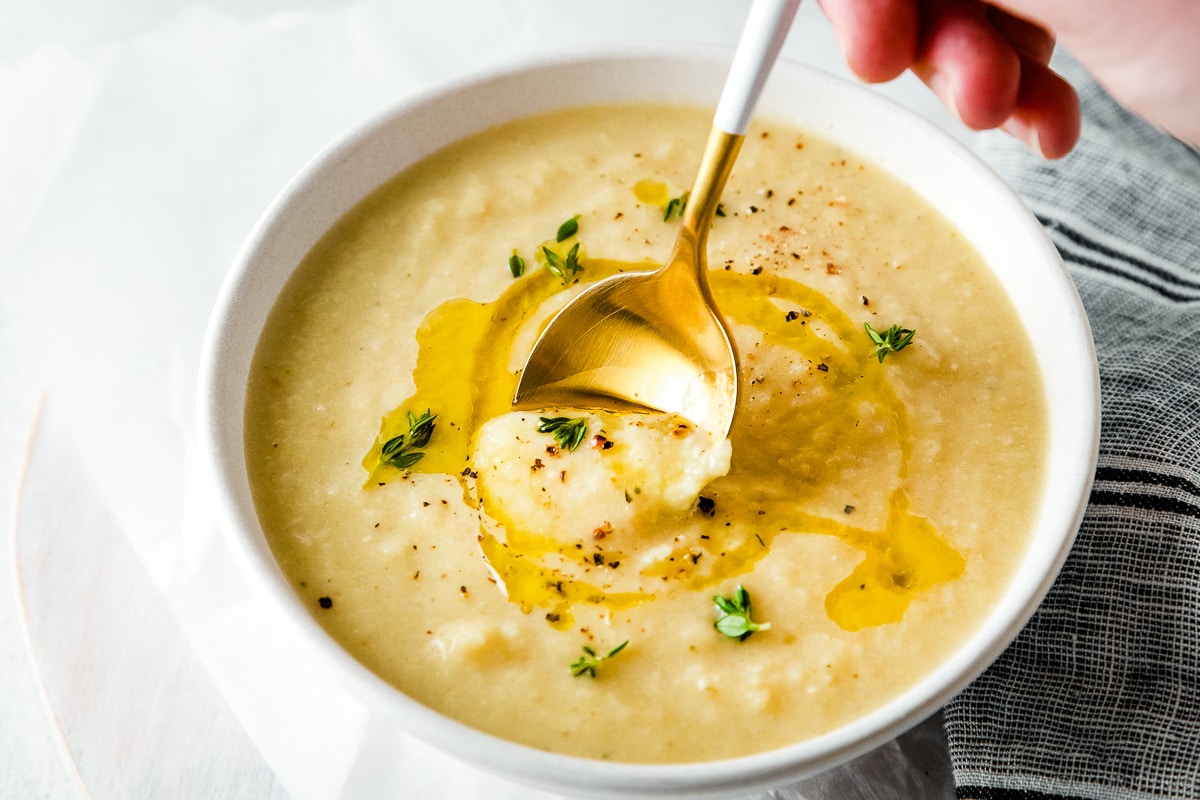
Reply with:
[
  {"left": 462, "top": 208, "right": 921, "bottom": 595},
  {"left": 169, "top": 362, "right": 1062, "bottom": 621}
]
[
  {"left": 1001, "top": 54, "right": 1082, "bottom": 159},
  {"left": 984, "top": 5, "right": 1056, "bottom": 64},
  {"left": 911, "top": 0, "right": 1022, "bottom": 130},
  {"left": 817, "top": 0, "right": 920, "bottom": 82}
]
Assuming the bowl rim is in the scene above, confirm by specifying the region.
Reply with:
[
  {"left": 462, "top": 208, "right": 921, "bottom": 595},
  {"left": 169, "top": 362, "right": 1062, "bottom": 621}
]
[{"left": 197, "top": 42, "right": 1100, "bottom": 798}]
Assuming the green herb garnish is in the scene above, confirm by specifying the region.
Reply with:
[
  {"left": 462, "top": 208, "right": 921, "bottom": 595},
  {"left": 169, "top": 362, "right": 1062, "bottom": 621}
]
[
  {"left": 663, "top": 193, "right": 688, "bottom": 221},
  {"left": 508, "top": 249, "right": 526, "bottom": 278},
  {"left": 537, "top": 416, "right": 588, "bottom": 451},
  {"left": 542, "top": 242, "right": 582, "bottom": 280},
  {"left": 663, "top": 193, "right": 725, "bottom": 221},
  {"left": 864, "top": 322, "right": 916, "bottom": 363},
  {"left": 713, "top": 585, "right": 771, "bottom": 641},
  {"left": 556, "top": 214, "right": 580, "bottom": 242},
  {"left": 380, "top": 409, "right": 437, "bottom": 470},
  {"left": 570, "top": 640, "right": 628, "bottom": 678}
]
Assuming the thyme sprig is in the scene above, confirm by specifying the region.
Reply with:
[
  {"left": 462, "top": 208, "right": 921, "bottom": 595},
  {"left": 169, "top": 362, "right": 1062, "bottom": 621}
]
[
  {"left": 380, "top": 409, "right": 437, "bottom": 470},
  {"left": 542, "top": 242, "right": 582, "bottom": 280},
  {"left": 570, "top": 640, "right": 628, "bottom": 678},
  {"left": 864, "top": 322, "right": 916, "bottom": 363},
  {"left": 537, "top": 416, "right": 588, "bottom": 451},
  {"left": 713, "top": 585, "right": 771, "bottom": 641}
]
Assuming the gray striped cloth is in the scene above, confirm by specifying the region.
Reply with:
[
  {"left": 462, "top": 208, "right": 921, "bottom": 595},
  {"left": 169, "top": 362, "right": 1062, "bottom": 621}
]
[{"left": 943, "top": 54, "right": 1200, "bottom": 799}]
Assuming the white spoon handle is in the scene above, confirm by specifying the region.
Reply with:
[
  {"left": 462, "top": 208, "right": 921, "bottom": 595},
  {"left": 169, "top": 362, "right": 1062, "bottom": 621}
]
[{"left": 713, "top": 0, "right": 802, "bottom": 135}]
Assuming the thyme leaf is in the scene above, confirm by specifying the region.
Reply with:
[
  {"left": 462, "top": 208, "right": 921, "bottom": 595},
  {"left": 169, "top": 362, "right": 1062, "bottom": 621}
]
[
  {"left": 406, "top": 409, "right": 436, "bottom": 448},
  {"left": 713, "top": 585, "right": 771, "bottom": 641},
  {"left": 537, "top": 416, "right": 588, "bottom": 451},
  {"left": 508, "top": 249, "right": 526, "bottom": 278},
  {"left": 570, "top": 640, "right": 628, "bottom": 678},
  {"left": 386, "top": 450, "right": 425, "bottom": 470},
  {"left": 556, "top": 214, "right": 580, "bottom": 242},
  {"left": 864, "top": 322, "right": 916, "bottom": 363}
]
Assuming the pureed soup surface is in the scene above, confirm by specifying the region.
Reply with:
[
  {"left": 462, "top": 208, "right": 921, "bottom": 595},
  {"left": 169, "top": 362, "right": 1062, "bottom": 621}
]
[{"left": 245, "top": 105, "right": 1046, "bottom": 763}]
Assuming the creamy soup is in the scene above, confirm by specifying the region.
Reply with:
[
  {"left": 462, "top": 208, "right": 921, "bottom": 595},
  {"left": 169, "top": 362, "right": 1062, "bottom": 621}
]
[{"left": 244, "top": 105, "right": 1045, "bottom": 762}]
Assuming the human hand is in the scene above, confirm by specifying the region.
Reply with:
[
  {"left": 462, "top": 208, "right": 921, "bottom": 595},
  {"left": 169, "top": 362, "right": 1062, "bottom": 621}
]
[{"left": 818, "top": 0, "right": 1200, "bottom": 158}]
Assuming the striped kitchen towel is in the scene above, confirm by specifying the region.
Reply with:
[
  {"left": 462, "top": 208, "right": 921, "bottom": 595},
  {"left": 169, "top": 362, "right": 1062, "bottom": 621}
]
[{"left": 943, "top": 53, "right": 1200, "bottom": 800}]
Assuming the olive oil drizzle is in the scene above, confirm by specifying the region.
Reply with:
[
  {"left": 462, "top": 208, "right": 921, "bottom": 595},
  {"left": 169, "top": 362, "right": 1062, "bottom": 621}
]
[
  {"left": 362, "top": 254, "right": 635, "bottom": 484},
  {"left": 363, "top": 256, "right": 962, "bottom": 631}
]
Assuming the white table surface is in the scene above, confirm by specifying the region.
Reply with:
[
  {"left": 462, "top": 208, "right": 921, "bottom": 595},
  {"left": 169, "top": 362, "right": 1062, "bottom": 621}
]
[{"left": 0, "top": 2, "right": 971, "bottom": 797}]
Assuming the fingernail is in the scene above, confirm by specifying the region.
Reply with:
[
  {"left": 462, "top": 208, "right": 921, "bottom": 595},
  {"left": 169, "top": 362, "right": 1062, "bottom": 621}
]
[{"left": 1003, "top": 115, "right": 1045, "bottom": 158}]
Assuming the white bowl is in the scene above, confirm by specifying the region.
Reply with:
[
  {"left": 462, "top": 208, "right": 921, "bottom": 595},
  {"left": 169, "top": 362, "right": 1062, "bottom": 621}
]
[{"left": 198, "top": 45, "right": 1099, "bottom": 798}]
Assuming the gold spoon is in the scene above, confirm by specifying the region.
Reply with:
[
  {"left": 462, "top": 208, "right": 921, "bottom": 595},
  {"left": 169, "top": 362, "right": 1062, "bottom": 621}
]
[{"left": 512, "top": 0, "right": 801, "bottom": 436}]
